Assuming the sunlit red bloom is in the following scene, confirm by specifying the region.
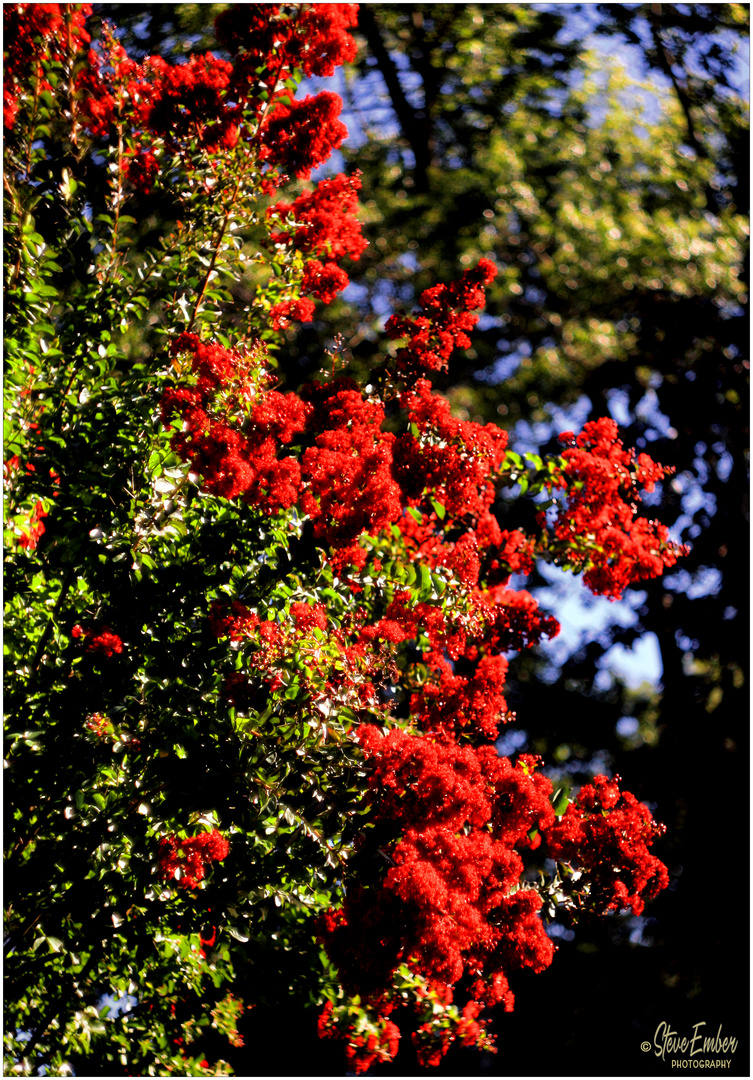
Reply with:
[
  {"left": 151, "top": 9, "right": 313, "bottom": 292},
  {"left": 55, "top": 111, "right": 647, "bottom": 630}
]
[
  {"left": 4, "top": 3, "right": 91, "bottom": 130},
  {"left": 300, "top": 378, "right": 402, "bottom": 569},
  {"left": 214, "top": 3, "right": 358, "bottom": 80},
  {"left": 72, "top": 623, "right": 123, "bottom": 656},
  {"left": 142, "top": 52, "right": 235, "bottom": 150},
  {"left": 301, "top": 259, "right": 350, "bottom": 304},
  {"left": 261, "top": 91, "right": 349, "bottom": 180},
  {"left": 543, "top": 774, "right": 669, "bottom": 915},
  {"left": 393, "top": 378, "right": 507, "bottom": 519},
  {"left": 268, "top": 172, "right": 367, "bottom": 263},
  {"left": 321, "top": 727, "right": 556, "bottom": 1034},
  {"left": 548, "top": 418, "right": 685, "bottom": 600},
  {"left": 161, "top": 335, "right": 309, "bottom": 511},
  {"left": 209, "top": 600, "right": 259, "bottom": 642},
  {"left": 318, "top": 1001, "right": 401, "bottom": 1075},
  {"left": 158, "top": 829, "right": 230, "bottom": 889},
  {"left": 385, "top": 260, "right": 498, "bottom": 376},
  {"left": 18, "top": 500, "right": 47, "bottom": 550},
  {"left": 269, "top": 297, "right": 316, "bottom": 329}
]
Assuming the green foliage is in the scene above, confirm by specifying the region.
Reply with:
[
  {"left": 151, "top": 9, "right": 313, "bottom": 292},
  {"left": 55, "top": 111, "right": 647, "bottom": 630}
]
[
  {"left": 332, "top": 5, "right": 747, "bottom": 432},
  {"left": 3, "top": 38, "right": 356, "bottom": 1075}
]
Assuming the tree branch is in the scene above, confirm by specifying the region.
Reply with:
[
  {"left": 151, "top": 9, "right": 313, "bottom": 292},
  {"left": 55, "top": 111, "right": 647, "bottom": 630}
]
[
  {"left": 648, "top": 3, "right": 706, "bottom": 160},
  {"left": 357, "top": 7, "right": 431, "bottom": 190}
]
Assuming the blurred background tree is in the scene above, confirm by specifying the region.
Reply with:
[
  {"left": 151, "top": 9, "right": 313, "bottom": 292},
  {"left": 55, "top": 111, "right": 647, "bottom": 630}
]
[{"left": 86, "top": 4, "right": 750, "bottom": 1072}]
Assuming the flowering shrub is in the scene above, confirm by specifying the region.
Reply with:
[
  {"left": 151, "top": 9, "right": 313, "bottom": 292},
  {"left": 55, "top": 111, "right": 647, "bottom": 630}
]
[{"left": 3, "top": 4, "right": 684, "bottom": 1075}]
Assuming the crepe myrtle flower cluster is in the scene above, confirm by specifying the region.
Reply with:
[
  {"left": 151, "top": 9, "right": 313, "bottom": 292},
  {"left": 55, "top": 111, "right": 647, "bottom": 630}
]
[
  {"left": 158, "top": 830, "right": 230, "bottom": 890},
  {"left": 9, "top": 2, "right": 358, "bottom": 177},
  {"left": 318, "top": 1001, "right": 401, "bottom": 1075},
  {"left": 211, "top": 594, "right": 402, "bottom": 716},
  {"left": 318, "top": 741, "right": 556, "bottom": 1067},
  {"left": 545, "top": 419, "right": 686, "bottom": 600},
  {"left": 214, "top": 2, "right": 358, "bottom": 81},
  {"left": 266, "top": 171, "right": 368, "bottom": 324},
  {"left": 161, "top": 333, "right": 309, "bottom": 510},
  {"left": 268, "top": 172, "right": 368, "bottom": 263},
  {"left": 71, "top": 623, "right": 123, "bottom": 657},
  {"left": 161, "top": 265, "right": 514, "bottom": 573},
  {"left": 6, "top": 3, "right": 364, "bottom": 316},
  {"left": 385, "top": 259, "right": 499, "bottom": 377},
  {"left": 204, "top": 570, "right": 667, "bottom": 1070},
  {"left": 162, "top": 274, "right": 680, "bottom": 601},
  {"left": 318, "top": 738, "right": 669, "bottom": 1067},
  {"left": 3, "top": 2, "right": 92, "bottom": 129},
  {"left": 546, "top": 774, "right": 669, "bottom": 916}
]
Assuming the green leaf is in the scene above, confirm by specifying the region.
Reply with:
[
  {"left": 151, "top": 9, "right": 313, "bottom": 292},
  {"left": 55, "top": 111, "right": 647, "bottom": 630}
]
[
  {"left": 419, "top": 564, "right": 433, "bottom": 592},
  {"left": 552, "top": 788, "right": 570, "bottom": 817}
]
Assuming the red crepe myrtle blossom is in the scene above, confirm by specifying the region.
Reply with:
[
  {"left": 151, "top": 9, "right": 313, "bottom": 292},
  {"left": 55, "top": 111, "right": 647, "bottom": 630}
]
[
  {"left": 215, "top": 3, "right": 358, "bottom": 81},
  {"left": 300, "top": 378, "right": 402, "bottom": 570},
  {"left": 68, "top": 4, "right": 356, "bottom": 172},
  {"left": 385, "top": 259, "right": 498, "bottom": 376},
  {"left": 4, "top": 3, "right": 91, "bottom": 130},
  {"left": 290, "top": 601, "right": 327, "bottom": 633},
  {"left": 393, "top": 378, "right": 508, "bottom": 519},
  {"left": 318, "top": 1000, "right": 401, "bottom": 1074},
  {"left": 543, "top": 775, "right": 670, "bottom": 915},
  {"left": 161, "top": 335, "right": 309, "bottom": 510},
  {"left": 124, "top": 148, "right": 159, "bottom": 194},
  {"left": 141, "top": 52, "right": 237, "bottom": 152},
  {"left": 269, "top": 296, "right": 316, "bottom": 329},
  {"left": 301, "top": 259, "right": 350, "bottom": 304},
  {"left": 265, "top": 172, "right": 367, "bottom": 321},
  {"left": 548, "top": 419, "right": 686, "bottom": 600},
  {"left": 74, "top": 32, "right": 152, "bottom": 138},
  {"left": 320, "top": 733, "right": 558, "bottom": 1061},
  {"left": 18, "top": 500, "right": 47, "bottom": 550},
  {"left": 268, "top": 172, "right": 367, "bottom": 263},
  {"left": 476, "top": 586, "right": 561, "bottom": 652},
  {"left": 72, "top": 624, "right": 123, "bottom": 656},
  {"left": 208, "top": 600, "right": 259, "bottom": 642},
  {"left": 75, "top": 37, "right": 238, "bottom": 149},
  {"left": 162, "top": 263, "right": 508, "bottom": 572},
  {"left": 321, "top": 734, "right": 667, "bottom": 1064},
  {"left": 261, "top": 91, "right": 349, "bottom": 180},
  {"left": 158, "top": 830, "right": 230, "bottom": 890},
  {"left": 483, "top": 528, "right": 536, "bottom": 586},
  {"left": 410, "top": 653, "right": 510, "bottom": 742}
]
